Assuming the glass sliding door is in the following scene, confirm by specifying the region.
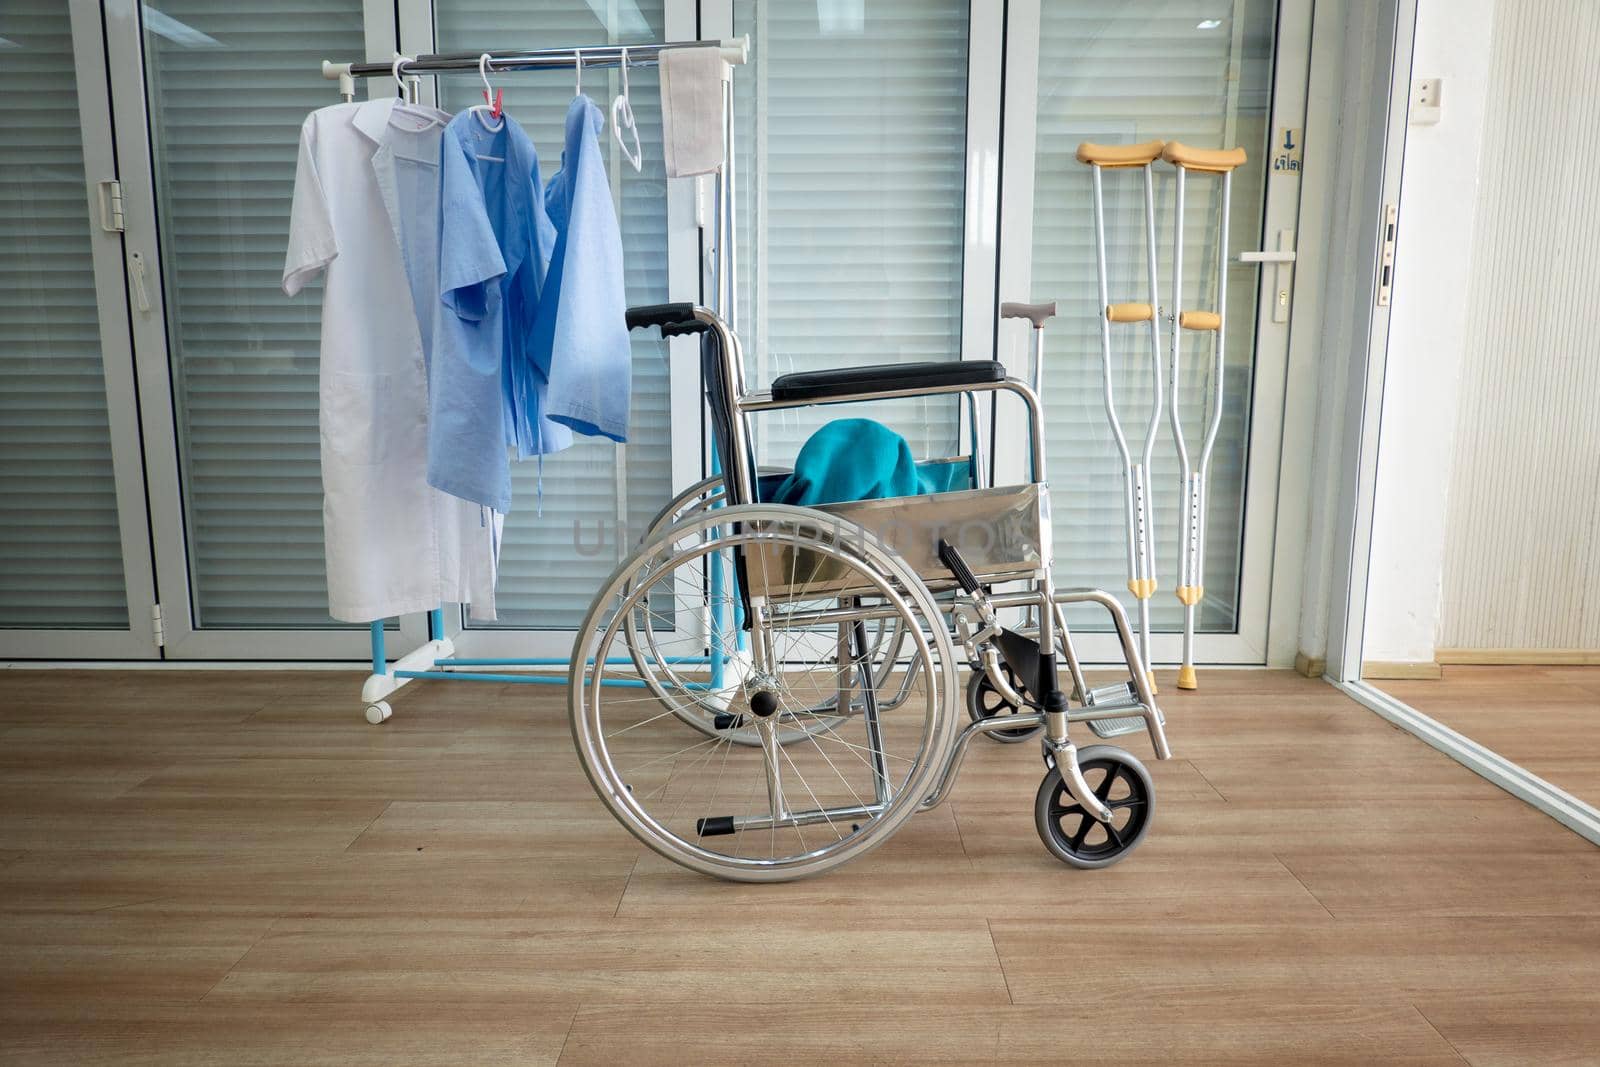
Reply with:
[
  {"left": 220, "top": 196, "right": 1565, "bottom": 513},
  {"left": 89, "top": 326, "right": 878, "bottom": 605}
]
[
  {"left": 1001, "top": 0, "right": 1309, "bottom": 663},
  {"left": 104, "top": 0, "right": 399, "bottom": 658},
  {"left": 729, "top": 0, "right": 974, "bottom": 463},
  {"left": 0, "top": 0, "right": 158, "bottom": 658}
]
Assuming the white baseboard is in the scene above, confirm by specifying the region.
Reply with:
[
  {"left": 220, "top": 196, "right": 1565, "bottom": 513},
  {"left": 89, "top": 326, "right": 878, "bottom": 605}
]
[{"left": 1435, "top": 648, "right": 1600, "bottom": 666}]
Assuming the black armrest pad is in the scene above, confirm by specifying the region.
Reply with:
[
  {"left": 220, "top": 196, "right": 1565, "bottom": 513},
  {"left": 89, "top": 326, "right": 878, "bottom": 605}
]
[{"left": 769, "top": 360, "right": 1006, "bottom": 403}]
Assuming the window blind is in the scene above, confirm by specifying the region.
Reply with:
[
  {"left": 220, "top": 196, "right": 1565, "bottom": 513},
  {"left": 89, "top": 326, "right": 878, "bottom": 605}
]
[
  {"left": 435, "top": 0, "right": 671, "bottom": 629},
  {"left": 0, "top": 2, "right": 129, "bottom": 629},
  {"left": 142, "top": 0, "right": 367, "bottom": 628},
  {"left": 1029, "top": 0, "right": 1272, "bottom": 632},
  {"left": 732, "top": 0, "right": 970, "bottom": 469}
]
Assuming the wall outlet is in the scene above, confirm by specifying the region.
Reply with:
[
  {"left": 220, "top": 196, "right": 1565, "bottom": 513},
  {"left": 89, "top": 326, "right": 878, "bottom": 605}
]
[{"left": 1411, "top": 78, "right": 1442, "bottom": 125}]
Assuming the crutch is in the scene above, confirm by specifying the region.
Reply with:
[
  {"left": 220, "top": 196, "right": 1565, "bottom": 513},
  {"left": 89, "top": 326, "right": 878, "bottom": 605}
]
[
  {"left": 1161, "top": 142, "right": 1247, "bottom": 691},
  {"left": 1076, "top": 141, "right": 1167, "bottom": 694}
]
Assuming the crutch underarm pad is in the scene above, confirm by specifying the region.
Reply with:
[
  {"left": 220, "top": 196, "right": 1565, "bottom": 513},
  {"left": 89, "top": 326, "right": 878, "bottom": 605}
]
[
  {"left": 1001, "top": 301, "right": 1057, "bottom": 327},
  {"left": 769, "top": 360, "right": 1006, "bottom": 403},
  {"left": 1107, "top": 303, "right": 1154, "bottom": 323},
  {"left": 625, "top": 303, "right": 705, "bottom": 336},
  {"left": 1076, "top": 140, "right": 1165, "bottom": 168},
  {"left": 1178, "top": 311, "right": 1221, "bottom": 331},
  {"left": 1162, "top": 142, "right": 1248, "bottom": 173}
]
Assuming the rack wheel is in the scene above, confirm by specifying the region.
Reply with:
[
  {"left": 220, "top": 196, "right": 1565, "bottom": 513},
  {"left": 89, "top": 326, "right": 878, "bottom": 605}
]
[
  {"left": 965, "top": 665, "right": 1043, "bottom": 743},
  {"left": 1034, "top": 745, "right": 1153, "bottom": 869},
  {"left": 364, "top": 701, "right": 392, "bottom": 725}
]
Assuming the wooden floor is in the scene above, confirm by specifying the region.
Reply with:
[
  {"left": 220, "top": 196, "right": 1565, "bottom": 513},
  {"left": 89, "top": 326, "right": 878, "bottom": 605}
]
[
  {"left": 1383, "top": 665, "right": 1600, "bottom": 808},
  {"left": 3, "top": 668, "right": 1598, "bottom": 1065}
]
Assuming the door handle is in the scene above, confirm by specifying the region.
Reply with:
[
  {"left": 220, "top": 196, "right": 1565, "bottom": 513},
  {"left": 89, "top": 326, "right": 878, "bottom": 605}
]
[{"left": 1238, "top": 230, "right": 1296, "bottom": 324}]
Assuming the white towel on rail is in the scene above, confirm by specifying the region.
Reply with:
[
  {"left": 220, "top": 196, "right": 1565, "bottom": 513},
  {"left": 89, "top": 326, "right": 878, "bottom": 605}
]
[{"left": 659, "top": 46, "right": 724, "bottom": 178}]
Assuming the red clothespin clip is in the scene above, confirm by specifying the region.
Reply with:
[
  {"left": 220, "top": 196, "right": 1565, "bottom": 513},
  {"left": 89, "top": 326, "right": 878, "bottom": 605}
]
[{"left": 484, "top": 87, "right": 503, "bottom": 119}]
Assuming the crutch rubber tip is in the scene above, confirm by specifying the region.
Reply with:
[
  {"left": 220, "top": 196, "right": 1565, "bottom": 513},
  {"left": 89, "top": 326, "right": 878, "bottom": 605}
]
[
  {"left": 1127, "top": 578, "right": 1157, "bottom": 599},
  {"left": 1176, "top": 665, "right": 1198, "bottom": 691},
  {"left": 1176, "top": 585, "right": 1203, "bottom": 606}
]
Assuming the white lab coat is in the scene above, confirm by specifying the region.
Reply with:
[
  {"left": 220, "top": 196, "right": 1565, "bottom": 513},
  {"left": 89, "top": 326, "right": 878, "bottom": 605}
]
[{"left": 283, "top": 98, "right": 500, "bottom": 623}]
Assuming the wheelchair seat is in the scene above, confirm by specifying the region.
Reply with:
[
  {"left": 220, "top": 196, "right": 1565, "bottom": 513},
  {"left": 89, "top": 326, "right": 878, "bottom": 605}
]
[{"left": 769, "top": 360, "right": 1007, "bottom": 403}]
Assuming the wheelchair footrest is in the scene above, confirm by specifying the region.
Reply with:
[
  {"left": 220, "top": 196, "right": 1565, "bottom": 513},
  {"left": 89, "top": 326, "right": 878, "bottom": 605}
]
[
  {"left": 1086, "top": 702, "right": 1165, "bottom": 740},
  {"left": 1087, "top": 716, "right": 1149, "bottom": 740}
]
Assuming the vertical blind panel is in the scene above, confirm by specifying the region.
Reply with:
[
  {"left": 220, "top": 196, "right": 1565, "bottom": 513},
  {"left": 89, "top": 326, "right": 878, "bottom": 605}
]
[
  {"left": 0, "top": 2, "right": 129, "bottom": 628},
  {"left": 1439, "top": 0, "right": 1600, "bottom": 651},
  {"left": 733, "top": 1, "right": 970, "bottom": 468},
  {"left": 435, "top": 1, "right": 671, "bottom": 629},
  {"left": 1030, "top": 0, "right": 1272, "bottom": 632},
  {"left": 143, "top": 0, "right": 367, "bottom": 628}
]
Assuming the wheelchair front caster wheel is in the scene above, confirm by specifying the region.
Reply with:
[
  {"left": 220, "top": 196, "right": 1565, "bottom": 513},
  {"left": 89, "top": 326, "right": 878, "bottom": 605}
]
[
  {"left": 966, "top": 666, "right": 1043, "bottom": 743},
  {"left": 364, "top": 701, "right": 392, "bottom": 725},
  {"left": 1034, "top": 745, "right": 1153, "bottom": 869}
]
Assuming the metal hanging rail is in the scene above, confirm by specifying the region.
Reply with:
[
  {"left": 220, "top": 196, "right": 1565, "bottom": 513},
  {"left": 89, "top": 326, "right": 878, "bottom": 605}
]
[{"left": 323, "top": 38, "right": 748, "bottom": 98}]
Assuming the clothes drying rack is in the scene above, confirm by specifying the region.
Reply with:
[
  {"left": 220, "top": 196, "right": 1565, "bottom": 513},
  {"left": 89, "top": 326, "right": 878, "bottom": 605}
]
[{"left": 323, "top": 37, "right": 750, "bottom": 724}]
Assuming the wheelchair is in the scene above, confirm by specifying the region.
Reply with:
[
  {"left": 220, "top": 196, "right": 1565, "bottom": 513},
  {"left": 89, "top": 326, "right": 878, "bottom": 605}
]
[{"left": 568, "top": 302, "right": 1172, "bottom": 882}]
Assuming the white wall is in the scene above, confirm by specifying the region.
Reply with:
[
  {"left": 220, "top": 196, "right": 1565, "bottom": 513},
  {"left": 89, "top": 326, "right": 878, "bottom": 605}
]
[
  {"left": 1360, "top": 0, "right": 1497, "bottom": 665},
  {"left": 1435, "top": 0, "right": 1600, "bottom": 653}
]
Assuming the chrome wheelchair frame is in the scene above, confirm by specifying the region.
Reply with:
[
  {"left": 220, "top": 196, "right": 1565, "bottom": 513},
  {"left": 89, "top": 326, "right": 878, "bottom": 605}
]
[{"left": 568, "top": 303, "right": 1171, "bottom": 882}]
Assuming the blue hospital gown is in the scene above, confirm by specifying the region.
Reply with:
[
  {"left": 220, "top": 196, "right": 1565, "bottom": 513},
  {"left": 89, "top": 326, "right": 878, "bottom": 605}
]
[
  {"left": 533, "top": 95, "right": 632, "bottom": 443},
  {"left": 427, "top": 111, "right": 567, "bottom": 514}
]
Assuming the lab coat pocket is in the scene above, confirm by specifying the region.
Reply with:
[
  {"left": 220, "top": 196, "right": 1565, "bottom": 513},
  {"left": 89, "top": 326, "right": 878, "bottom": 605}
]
[{"left": 322, "top": 370, "right": 393, "bottom": 469}]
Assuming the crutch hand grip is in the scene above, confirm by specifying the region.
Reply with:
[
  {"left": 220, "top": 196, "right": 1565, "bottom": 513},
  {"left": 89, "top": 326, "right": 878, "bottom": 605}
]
[{"left": 1001, "top": 301, "right": 1056, "bottom": 328}]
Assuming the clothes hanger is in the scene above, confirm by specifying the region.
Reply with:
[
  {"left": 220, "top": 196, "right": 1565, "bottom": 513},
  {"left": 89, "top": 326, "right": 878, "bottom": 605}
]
[
  {"left": 611, "top": 46, "right": 643, "bottom": 173},
  {"left": 391, "top": 55, "right": 416, "bottom": 105},
  {"left": 472, "top": 52, "right": 504, "bottom": 131},
  {"left": 573, "top": 49, "right": 584, "bottom": 98}
]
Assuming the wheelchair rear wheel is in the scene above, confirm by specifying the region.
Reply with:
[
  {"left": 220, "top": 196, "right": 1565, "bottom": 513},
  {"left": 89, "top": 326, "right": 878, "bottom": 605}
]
[{"left": 571, "top": 504, "right": 960, "bottom": 882}]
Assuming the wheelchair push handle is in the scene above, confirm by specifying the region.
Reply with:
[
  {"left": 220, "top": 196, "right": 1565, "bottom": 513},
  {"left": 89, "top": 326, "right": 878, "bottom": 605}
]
[
  {"left": 1001, "top": 301, "right": 1057, "bottom": 329},
  {"left": 625, "top": 302, "right": 709, "bottom": 338}
]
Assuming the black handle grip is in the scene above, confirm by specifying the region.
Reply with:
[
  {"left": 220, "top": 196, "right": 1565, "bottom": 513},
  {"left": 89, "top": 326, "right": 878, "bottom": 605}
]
[
  {"left": 625, "top": 303, "right": 704, "bottom": 337},
  {"left": 938, "top": 539, "right": 982, "bottom": 595}
]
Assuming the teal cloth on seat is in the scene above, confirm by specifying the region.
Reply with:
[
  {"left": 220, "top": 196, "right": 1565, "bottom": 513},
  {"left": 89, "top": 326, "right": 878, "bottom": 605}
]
[{"left": 769, "top": 418, "right": 931, "bottom": 506}]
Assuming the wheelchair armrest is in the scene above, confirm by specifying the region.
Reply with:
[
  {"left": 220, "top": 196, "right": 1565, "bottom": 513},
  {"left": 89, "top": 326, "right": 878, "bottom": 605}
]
[{"left": 769, "top": 360, "right": 1007, "bottom": 404}]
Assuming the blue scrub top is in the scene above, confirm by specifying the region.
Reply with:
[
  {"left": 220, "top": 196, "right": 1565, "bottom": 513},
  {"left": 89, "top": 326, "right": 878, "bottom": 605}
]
[
  {"left": 534, "top": 95, "right": 633, "bottom": 443},
  {"left": 427, "top": 111, "right": 568, "bottom": 514}
]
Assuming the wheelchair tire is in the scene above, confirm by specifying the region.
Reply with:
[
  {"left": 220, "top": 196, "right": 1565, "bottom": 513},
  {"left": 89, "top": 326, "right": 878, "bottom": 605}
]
[
  {"left": 1034, "top": 745, "right": 1154, "bottom": 869},
  {"left": 965, "top": 665, "right": 1044, "bottom": 743},
  {"left": 571, "top": 503, "right": 960, "bottom": 882}
]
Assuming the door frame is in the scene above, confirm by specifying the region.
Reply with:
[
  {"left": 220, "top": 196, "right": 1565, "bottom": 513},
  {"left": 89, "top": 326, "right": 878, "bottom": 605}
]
[
  {"left": 994, "top": 0, "right": 1315, "bottom": 667},
  {"left": 1, "top": 0, "right": 161, "bottom": 660}
]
